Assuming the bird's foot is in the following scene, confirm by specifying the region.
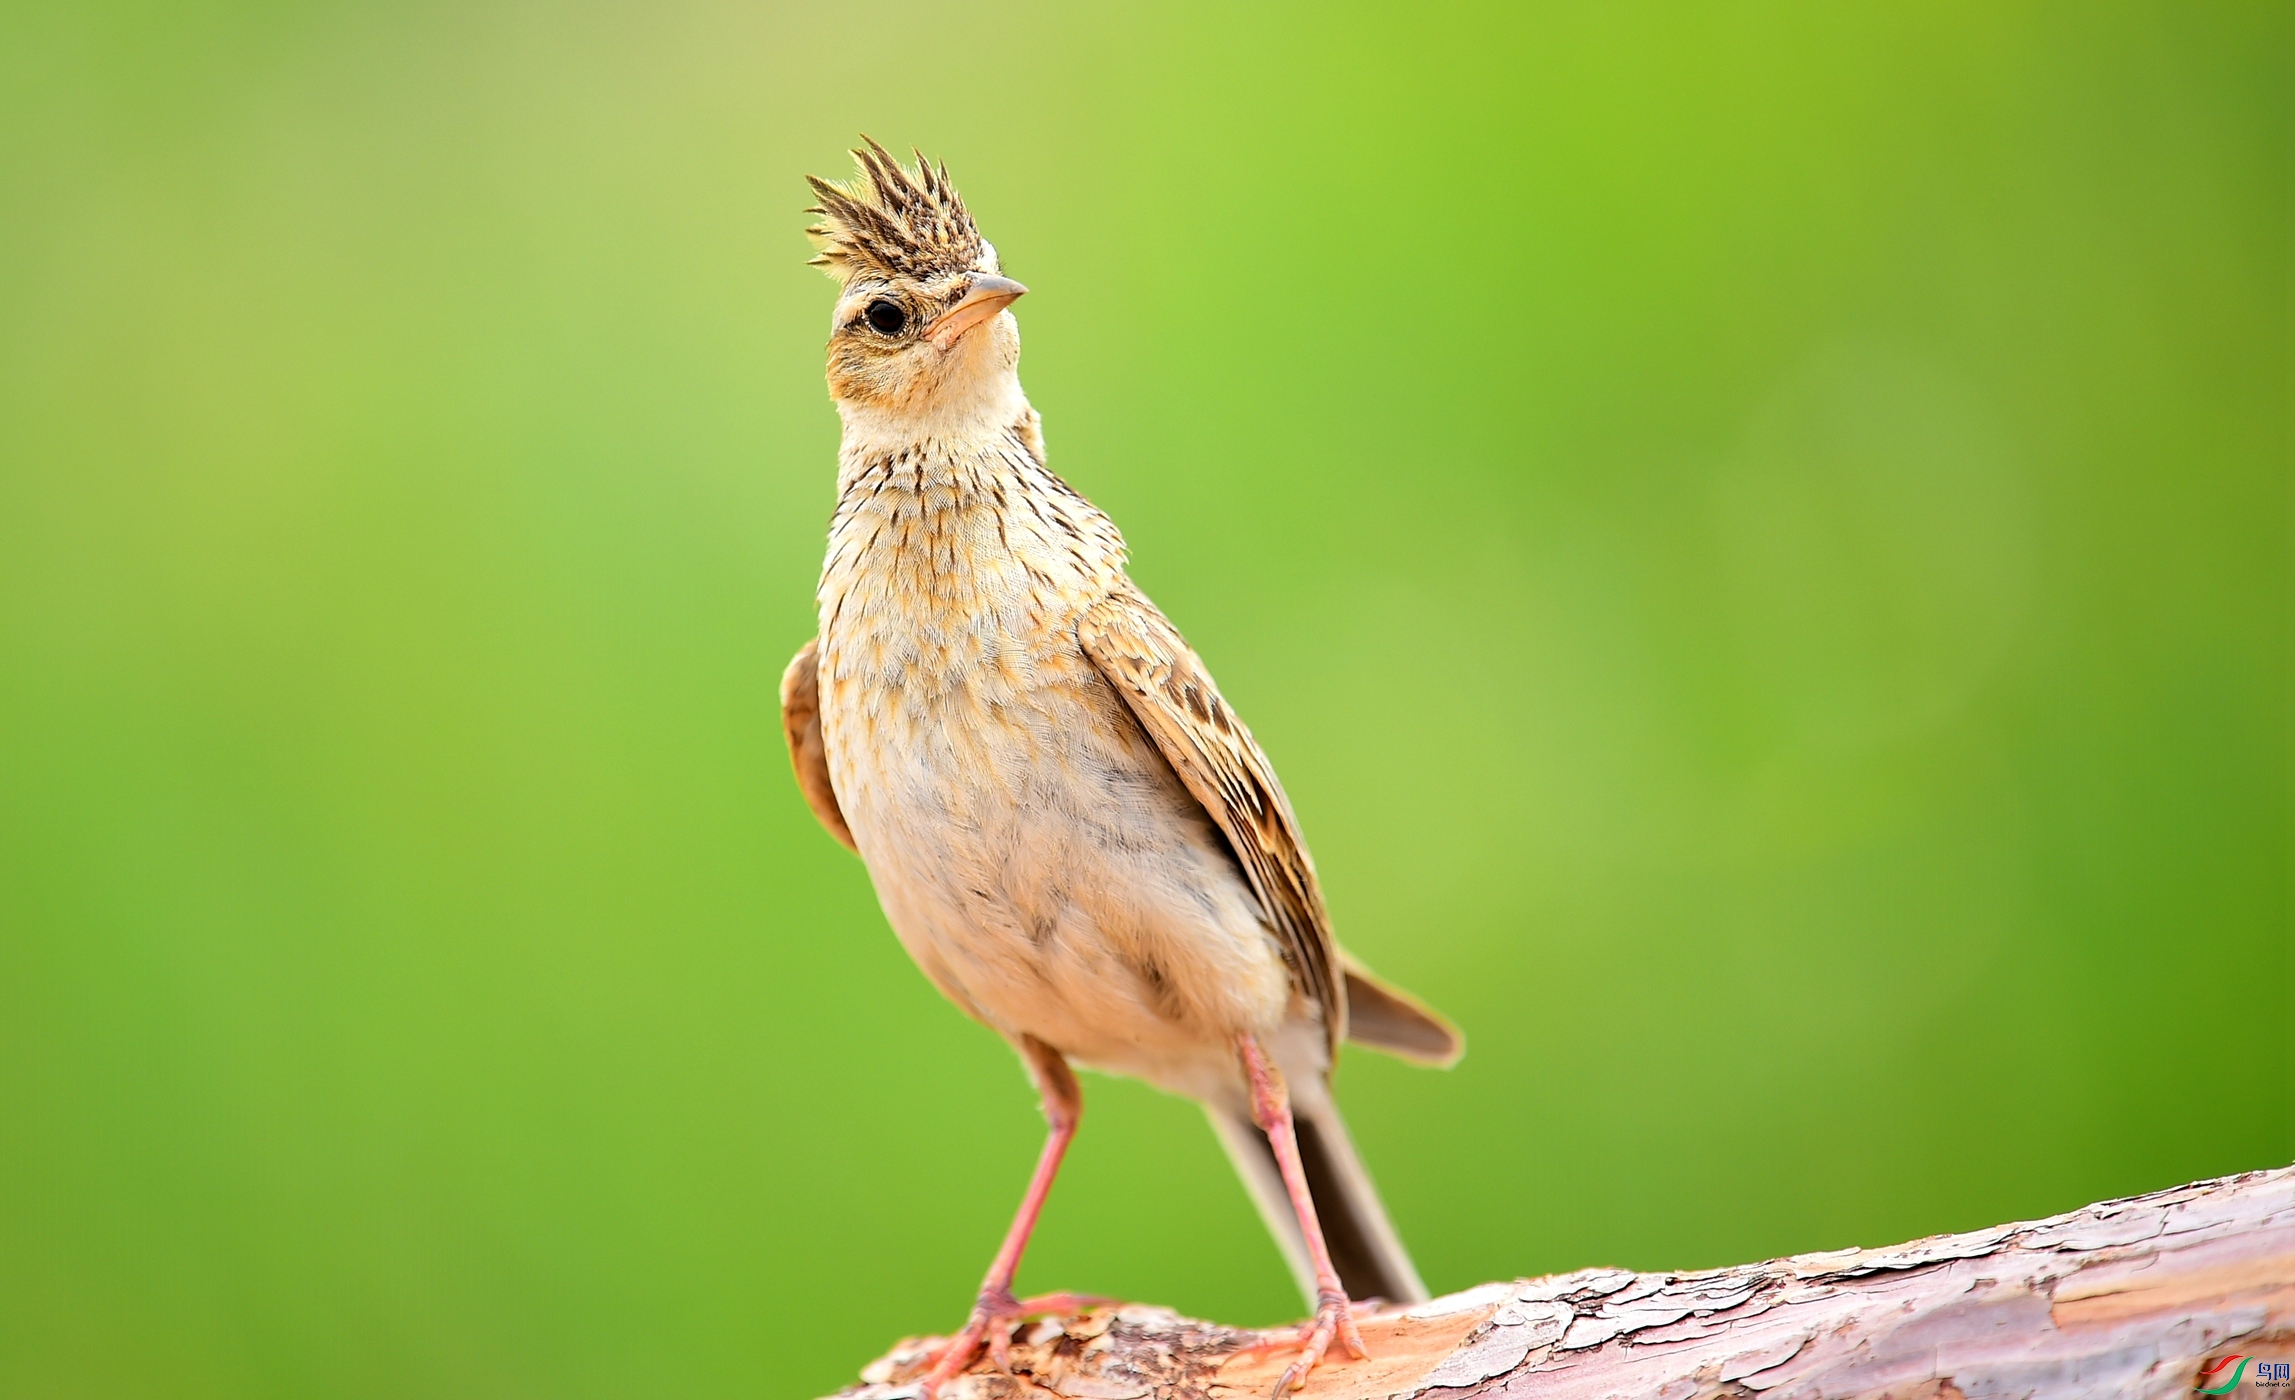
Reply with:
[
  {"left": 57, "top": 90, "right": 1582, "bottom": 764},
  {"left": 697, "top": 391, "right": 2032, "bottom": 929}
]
[
  {"left": 1267, "top": 1291, "right": 1367, "bottom": 1396},
  {"left": 915, "top": 1290, "right": 1115, "bottom": 1398}
]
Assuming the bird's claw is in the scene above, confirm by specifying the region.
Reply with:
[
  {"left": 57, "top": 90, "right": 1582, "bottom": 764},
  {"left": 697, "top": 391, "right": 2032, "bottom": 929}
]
[
  {"left": 915, "top": 1291, "right": 1117, "bottom": 1399},
  {"left": 1269, "top": 1292, "right": 1366, "bottom": 1396}
]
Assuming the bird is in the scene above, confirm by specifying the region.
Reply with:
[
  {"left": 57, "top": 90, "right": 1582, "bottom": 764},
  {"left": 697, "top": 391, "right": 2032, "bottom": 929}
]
[{"left": 780, "top": 139, "right": 1462, "bottom": 1397}]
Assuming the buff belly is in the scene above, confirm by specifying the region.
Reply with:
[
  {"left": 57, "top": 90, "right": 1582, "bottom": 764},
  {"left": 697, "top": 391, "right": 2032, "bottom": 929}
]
[{"left": 821, "top": 656, "right": 1298, "bottom": 1104}]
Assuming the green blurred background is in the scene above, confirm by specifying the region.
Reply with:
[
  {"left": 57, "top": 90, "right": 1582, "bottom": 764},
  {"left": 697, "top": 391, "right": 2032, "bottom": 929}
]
[{"left": 2, "top": 1, "right": 2287, "bottom": 1395}]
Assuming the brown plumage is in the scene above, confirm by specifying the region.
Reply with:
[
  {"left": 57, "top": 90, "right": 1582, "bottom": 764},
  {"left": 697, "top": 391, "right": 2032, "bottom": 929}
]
[
  {"left": 780, "top": 143, "right": 1461, "bottom": 1397},
  {"left": 779, "top": 639, "right": 852, "bottom": 852},
  {"left": 1075, "top": 585, "right": 1345, "bottom": 1062},
  {"left": 805, "top": 137, "right": 983, "bottom": 284}
]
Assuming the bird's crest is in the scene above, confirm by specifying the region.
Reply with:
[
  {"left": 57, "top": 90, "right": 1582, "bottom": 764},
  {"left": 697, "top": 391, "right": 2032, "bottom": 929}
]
[{"left": 805, "top": 139, "right": 984, "bottom": 285}]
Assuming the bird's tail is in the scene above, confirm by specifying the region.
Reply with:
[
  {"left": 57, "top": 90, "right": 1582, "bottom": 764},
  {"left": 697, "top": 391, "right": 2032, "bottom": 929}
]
[{"left": 1206, "top": 1091, "right": 1428, "bottom": 1308}]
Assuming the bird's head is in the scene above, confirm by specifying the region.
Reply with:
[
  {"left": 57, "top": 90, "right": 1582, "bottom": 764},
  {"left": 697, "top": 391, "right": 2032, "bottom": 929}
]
[{"left": 806, "top": 140, "right": 1026, "bottom": 417}]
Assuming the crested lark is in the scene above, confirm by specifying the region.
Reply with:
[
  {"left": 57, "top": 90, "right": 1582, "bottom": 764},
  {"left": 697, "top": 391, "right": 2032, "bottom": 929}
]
[{"left": 781, "top": 141, "right": 1461, "bottom": 1396}]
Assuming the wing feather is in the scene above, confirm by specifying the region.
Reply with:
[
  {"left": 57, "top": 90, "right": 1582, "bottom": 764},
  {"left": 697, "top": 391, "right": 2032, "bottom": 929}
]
[
  {"left": 1340, "top": 950, "right": 1463, "bottom": 1066},
  {"left": 780, "top": 637, "right": 857, "bottom": 852},
  {"left": 1076, "top": 587, "right": 1345, "bottom": 1056}
]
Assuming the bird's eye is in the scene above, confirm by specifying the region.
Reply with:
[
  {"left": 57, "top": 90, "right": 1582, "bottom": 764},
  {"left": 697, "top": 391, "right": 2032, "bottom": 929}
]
[{"left": 864, "top": 300, "right": 907, "bottom": 335}]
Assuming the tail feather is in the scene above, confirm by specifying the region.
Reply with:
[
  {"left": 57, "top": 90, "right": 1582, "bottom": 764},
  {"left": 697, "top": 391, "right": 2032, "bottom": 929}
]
[{"left": 1206, "top": 1096, "right": 1428, "bottom": 1308}]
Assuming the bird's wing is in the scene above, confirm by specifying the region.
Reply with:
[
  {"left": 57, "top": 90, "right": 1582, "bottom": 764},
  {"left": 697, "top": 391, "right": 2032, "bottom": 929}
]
[
  {"left": 1339, "top": 949, "right": 1463, "bottom": 1067},
  {"left": 1077, "top": 586, "right": 1345, "bottom": 1057},
  {"left": 780, "top": 637, "right": 856, "bottom": 852}
]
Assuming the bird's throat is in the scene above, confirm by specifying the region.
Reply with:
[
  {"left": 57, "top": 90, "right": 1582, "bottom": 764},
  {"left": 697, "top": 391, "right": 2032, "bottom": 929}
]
[{"left": 832, "top": 361, "right": 1027, "bottom": 476}]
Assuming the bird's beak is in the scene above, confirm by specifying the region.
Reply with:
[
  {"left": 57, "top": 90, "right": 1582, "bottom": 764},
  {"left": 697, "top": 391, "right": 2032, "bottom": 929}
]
[{"left": 926, "top": 275, "right": 1027, "bottom": 348}]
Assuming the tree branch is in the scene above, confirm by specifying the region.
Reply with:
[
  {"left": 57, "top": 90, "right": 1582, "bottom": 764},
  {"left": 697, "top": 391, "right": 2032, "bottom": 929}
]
[{"left": 826, "top": 1166, "right": 2292, "bottom": 1400}]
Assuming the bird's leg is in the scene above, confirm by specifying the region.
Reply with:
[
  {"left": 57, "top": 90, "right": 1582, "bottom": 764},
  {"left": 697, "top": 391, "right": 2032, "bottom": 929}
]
[
  {"left": 917, "top": 1037, "right": 1107, "bottom": 1398},
  {"left": 1237, "top": 1033, "right": 1367, "bottom": 1394}
]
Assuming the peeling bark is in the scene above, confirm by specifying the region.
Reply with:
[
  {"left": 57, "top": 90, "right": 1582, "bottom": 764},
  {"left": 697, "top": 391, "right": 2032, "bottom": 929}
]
[{"left": 826, "top": 1167, "right": 2293, "bottom": 1400}]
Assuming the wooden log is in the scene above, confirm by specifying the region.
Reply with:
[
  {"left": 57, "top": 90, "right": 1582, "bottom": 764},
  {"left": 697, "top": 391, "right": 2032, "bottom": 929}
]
[{"left": 825, "top": 1166, "right": 2293, "bottom": 1400}]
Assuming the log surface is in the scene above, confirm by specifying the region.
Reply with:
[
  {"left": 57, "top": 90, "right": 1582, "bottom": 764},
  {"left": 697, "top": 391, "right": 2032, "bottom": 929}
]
[{"left": 827, "top": 1166, "right": 2293, "bottom": 1400}]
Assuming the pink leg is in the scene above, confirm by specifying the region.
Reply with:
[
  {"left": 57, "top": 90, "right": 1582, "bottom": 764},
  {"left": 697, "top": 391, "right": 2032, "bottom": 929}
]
[
  {"left": 917, "top": 1038, "right": 1108, "bottom": 1398},
  {"left": 1239, "top": 1033, "right": 1367, "bottom": 1394}
]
